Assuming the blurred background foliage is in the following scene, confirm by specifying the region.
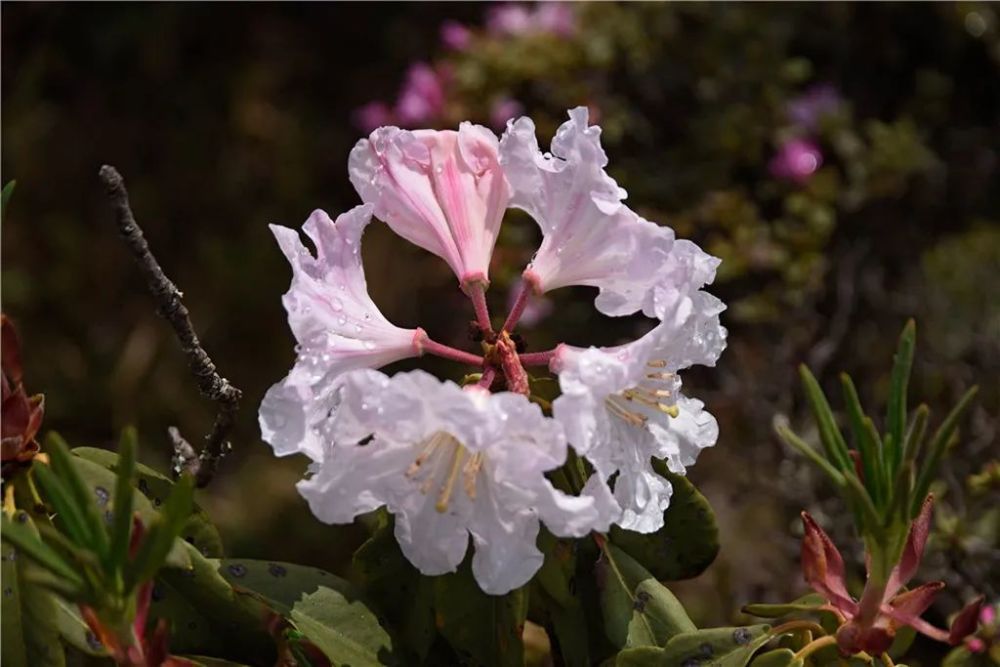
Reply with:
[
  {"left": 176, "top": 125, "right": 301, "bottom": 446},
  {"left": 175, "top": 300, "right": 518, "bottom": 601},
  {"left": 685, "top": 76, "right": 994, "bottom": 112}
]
[{"left": 2, "top": 3, "right": 998, "bottom": 662}]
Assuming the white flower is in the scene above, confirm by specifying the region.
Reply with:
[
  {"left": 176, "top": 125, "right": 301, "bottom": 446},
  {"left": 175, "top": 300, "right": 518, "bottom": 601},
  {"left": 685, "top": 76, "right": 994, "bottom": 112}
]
[
  {"left": 499, "top": 107, "right": 675, "bottom": 317},
  {"left": 259, "top": 205, "right": 422, "bottom": 462},
  {"left": 349, "top": 123, "right": 509, "bottom": 289},
  {"left": 297, "top": 369, "right": 620, "bottom": 595},
  {"left": 551, "top": 290, "right": 727, "bottom": 533}
]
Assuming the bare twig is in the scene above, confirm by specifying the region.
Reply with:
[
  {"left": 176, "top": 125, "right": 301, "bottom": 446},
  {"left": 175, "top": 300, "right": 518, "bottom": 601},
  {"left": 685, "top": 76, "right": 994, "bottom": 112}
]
[{"left": 99, "top": 165, "right": 241, "bottom": 487}]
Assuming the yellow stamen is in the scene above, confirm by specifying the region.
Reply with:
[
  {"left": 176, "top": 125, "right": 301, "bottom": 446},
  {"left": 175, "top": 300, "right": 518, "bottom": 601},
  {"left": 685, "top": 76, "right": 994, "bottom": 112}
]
[
  {"left": 406, "top": 433, "right": 446, "bottom": 478},
  {"left": 436, "top": 445, "right": 467, "bottom": 513},
  {"left": 646, "top": 359, "right": 668, "bottom": 368},
  {"left": 605, "top": 396, "right": 647, "bottom": 426},
  {"left": 463, "top": 453, "right": 485, "bottom": 499}
]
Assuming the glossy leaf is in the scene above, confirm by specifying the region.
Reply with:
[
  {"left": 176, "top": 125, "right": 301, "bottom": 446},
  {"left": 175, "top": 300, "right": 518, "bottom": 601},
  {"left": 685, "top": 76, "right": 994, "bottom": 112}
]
[
  {"left": 1, "top": 513, "right": 84, "bottom": 590},
  {"left": 126, "top": 474, "right": 194, "bottom": 590},
  {"left": 840, "top": 373, "right": 883, "bottom": 506},
  {"left": 216, "top": 559, "right": 356, "bottom": 616},
  {"left": 289, "top": 584, "right": 396, "bottom": 667},
  {"left": 610, "top": 465, "right": 719, "bottom": 581},
  {"left": 434, "top": 558, "right": 527, "bottom": 667},
  {"left": 660, "top": 624, "right": 772, "bottom": 666},
  {"left": 73, "top": 446, "right": 224, "bottom": 558},
  {"left": 44, "top": 434, "right": 109, "bottom": 558},
  {"left": 742, "top": 593, "right": 827, "bottom": 618},
  {"left": 798, "top": 366, "right": 853, "bottom": 473},
  {"left": 108, "top": 429, "right": 138, "bottom": 574},
  {"left": 1, "top": 514, "right": 67, "bottom": 667},
  {"left": 54, "top": 597, "right": 108, "bottom": 658},
  {"left": 148, "top": 578, "right": 228, "bottom": 657},
  {"left": 595, "top": 542, "right": 695, "bottom": 649}
]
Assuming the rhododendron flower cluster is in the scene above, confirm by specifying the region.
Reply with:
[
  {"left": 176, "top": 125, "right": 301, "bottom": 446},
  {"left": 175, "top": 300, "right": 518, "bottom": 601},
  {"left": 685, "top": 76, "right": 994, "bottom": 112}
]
[{"left": 260, "top": 107, "right": 727, "bottom": 594}]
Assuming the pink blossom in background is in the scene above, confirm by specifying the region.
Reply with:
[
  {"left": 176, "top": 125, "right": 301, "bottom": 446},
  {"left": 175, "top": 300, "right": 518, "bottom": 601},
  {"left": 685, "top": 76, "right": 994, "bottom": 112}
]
[
  {"left": 353, "top": 101, "right": 394, "bottom": 134},
  {"left": 487, "top": 3, "right": 576, "bottom": 38},
  {"left": 441, "top": 20, "right": 473, "bottom": 51},
  {"left": 769, "top": 138, "right": 823, "bottom": 184},
  {"left": 490, "top": 97, "right": 524, "bottom": 130},
  {"left": 395, "top": 63, "right": 447, "bottom": 126},
  {"left": 787, "top": 83, "right": 843, "bottom": 131},
  {"left": 535, "top": 2, "right": 576, "bottom": 37}
]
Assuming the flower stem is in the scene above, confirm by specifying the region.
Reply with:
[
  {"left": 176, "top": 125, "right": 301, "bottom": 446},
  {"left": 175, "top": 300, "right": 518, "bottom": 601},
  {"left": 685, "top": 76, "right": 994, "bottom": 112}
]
[
  {"left": 518, "top": 349, "right": 557, "bottom": 367},
  {"left": 502, "top": 281, "right": 532, "bottom": 332},
  {"left": 793, "top": 635, "right": 837, "bottom": 661},
  {"left": 769, "top": 620, "right": 827, "bottom": 638},
  {"left": 468, "top": 282, "right": 493, "bottom": 334},
  {"left": 477, "top": 367, "right": 497, "bottom": 389},
  {"left": 420, "top": 337, "right": 484, "bottom": 366}
]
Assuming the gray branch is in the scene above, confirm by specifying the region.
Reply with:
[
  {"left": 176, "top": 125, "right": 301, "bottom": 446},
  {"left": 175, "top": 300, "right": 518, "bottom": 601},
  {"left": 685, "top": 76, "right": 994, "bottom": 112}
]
[{"left": 99, "top": 165, "right": 241, "bottom": 487}]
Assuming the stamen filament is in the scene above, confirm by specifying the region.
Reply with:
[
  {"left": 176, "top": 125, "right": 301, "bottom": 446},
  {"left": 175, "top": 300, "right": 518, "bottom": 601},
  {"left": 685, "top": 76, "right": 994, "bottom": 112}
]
[
  {"left": 605, "top": 396, "right": 647, "bottom": 426},
  {"left": 436, "top": 445, "right": 467, "bottom": 513},
  {"left": 463, "top": 452, "right": 484, "bottom": 499}
]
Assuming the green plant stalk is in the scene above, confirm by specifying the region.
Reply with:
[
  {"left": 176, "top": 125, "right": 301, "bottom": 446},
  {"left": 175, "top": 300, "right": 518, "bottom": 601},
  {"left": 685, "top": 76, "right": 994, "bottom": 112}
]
[{"left": 841, "top": 374, "right": 884, "bottom": 507}]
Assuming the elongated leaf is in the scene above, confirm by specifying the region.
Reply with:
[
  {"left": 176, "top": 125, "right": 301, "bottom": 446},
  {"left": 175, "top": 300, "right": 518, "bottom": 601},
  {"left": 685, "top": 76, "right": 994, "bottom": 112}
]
[
  {"left": 840, "top": 374, "right": 884, "bottom": 506},
  {"left": 147, "top": 578, "right": 226, "bottom": 657},
  {"left": 885, "top": 320, "right": 916, "bottom": 475},
  {"left": 535, "top": 530, "right": 589, "bottom": 667},
  {"left": 661, "top": 625, "right": 772, "bottom": 666},
  {"left": 912, "top": 386, "right": 979, "bottom": 517},
  {"left": 54, "top": 597, "right": 108, "bottom": 657},
  {"left": 69, "top": 455, "right": 190, "bottom": 570},
  {"left": 595, "top": 542, "right": 695, "bottom": 649},
  {"left": 216, "top": 559, "right": 357, "bottom": 616},
  {"left": 290, "top": 584, "right": 396, "bottom": 667},
  {"left": 1, "top": 515, "right": 85, "bottom": 589},
  {"left": 774, "top": 422, "right": 846, "bottom": 489},
  {"left": 610, "top": 464, "right": 719, "bottom": 581},
  {"left": 2, "top": 514, "right": 67, "bottom": 667},
  {"left": 44, "top": 435, "right": 108, "bottom": 558},
  {"left": 434, "top": 558, "right": 527, "bottom": 667},
  {"left": 798, "top": 366, "right": 853, "bottom": 473},
  {"left": 749, "top": 648, "right": 803, "bottom": 666},
  {"left": 73, "top": 446, "right": 224, "bottom": 558},
  {"left": 109, "top": 430, "right": 138, "bottom": 575},
  {"left": 126, "top": 475, "right": 194, "bottom": 590},
  {"left": 30, "top": 465, "right": 95, "bottom": 552},
  {"left": 742, "top": 593, "right": 826, "bottom": 618}
]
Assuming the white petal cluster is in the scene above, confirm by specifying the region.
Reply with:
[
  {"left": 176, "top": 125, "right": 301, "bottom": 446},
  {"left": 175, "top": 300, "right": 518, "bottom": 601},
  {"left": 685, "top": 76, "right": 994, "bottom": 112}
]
[
  {"left": 298, "top": 370, "right": 618, "bottom": 594},
  {"left": 260, "top": 107, "right": 729, "bottom": 593}
]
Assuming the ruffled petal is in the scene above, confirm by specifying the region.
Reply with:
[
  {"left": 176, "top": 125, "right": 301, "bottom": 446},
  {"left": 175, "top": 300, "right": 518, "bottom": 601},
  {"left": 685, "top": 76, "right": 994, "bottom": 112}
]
[
  {"left": 258, "top": 363, "right": 339, "bottom": 462},
  {"left": 499, "top": 107, "right": 674, "bottom": 316},
  {"left": 469, "top": 486, "right": 543, "bottom": 595},
  {"left": 349, "top": 124, "right": 509, "bottom": 285},
  {"left": 535, "top": 474, "right": 621, "bottom": 538}
]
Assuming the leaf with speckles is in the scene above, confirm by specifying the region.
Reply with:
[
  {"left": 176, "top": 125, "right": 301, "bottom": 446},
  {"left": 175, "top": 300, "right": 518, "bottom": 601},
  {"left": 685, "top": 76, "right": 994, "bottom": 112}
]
[
  {"left": 54, "top": 597, "right": 108, "bottom": 658},
  {"left": 73, "top": 446, "right": 224, "bottom": 558},
  {"left": 1, "top": 514, "right": 66, "bottom": 667},
  {"left": 595, "top": 542, "right": 695, "bottom": 649},
  {"left": 216, "top": 559, "right": 356, "bottom": 616},
  {"left": 661, "top": 625, "right": 772, "bottom": 666},
  {"left": 609, "top": 462, "right": 719, "bottom": 581}
]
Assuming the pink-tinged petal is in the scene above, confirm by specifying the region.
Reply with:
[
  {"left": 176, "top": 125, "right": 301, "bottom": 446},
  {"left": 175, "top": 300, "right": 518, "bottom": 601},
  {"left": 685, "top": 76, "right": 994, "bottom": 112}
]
[
  {"left": 260, "top": 205, "right": 420, "bottom": 461},
  {"left": 440, "top": 20, "right": 472, "bottom": 51},
  {"left": 886, "top": 494, "right": 934, "bottom": 597},
  {"left": 949, "top": 596, "right": 985, "bottom": 646},
  {"left": 350, "top": 124, "right": 509, "bottom": 286},
  {"left": 489, "top": 97, "right": 524, "bottom": 131},
  {"left": 501, "top": 107, "right": 712, "bottom": 318},
  {"left": 885, "top": 581, "right": 944, "bottom": 622},
  {"left": 835, "top": 621, "right": 894, "bottom": 656},
  {"left": 801, "top": 512, "right": 857, "bottom": 616},
  {"left": 486, "top": 4, "right": 533, "bottom": 36},
  {"left": 395, "top": 63, "right": 446, "bottom": 125},
  {"left": 769, "top": 139, "right": 823, "bottom": 184}
]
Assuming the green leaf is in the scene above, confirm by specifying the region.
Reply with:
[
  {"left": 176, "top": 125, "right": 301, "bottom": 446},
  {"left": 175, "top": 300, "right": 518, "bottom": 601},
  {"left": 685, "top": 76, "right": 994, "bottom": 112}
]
[
  {"left": 661, "top": 625, "right": 772, "bottom": 667},
  {"left": 840, "top": 373, "right": 884, "bottom": 506},
  {"left": 595, "top": 542, "right": 695, "bottom": 649},
  {"left": 1, "top": 513, "right": 85, "bottom": 590},
  {"left": 535, "top": 530, "right": 589, "bottom": 667},
  {"left": 69, "top": 455, "right": 191, "bottom": 570},
  {"left": 774, "top": 422, "right": 846, "bottom": 490},
  {"left": 912, "top": 386, "right": 979, "bottom": 517},
  {"left": 290, "top": 583, "right": 396, "bottom": 667},
  {"left": 54, "top": 597, "right": 108, "bottom": 657},
  {"left": 30, "top": 464, "right": 97, "bottom": 553},
  {"left": 614, "top": 646, "right": 665, "bottom": 666},
  {"left": 742, "top": 593, "right": 827, "bottom": 618},
  {"left": 109, "top": 430, "right": 138, "bottom": 576},
  {"left": 749, "top": 648, "right": 803, "bottom": 667},
  {"left": 177, "top": 657, "right": 251, "bottom": 667},
  {"left": 216, "top": 559, "right": 357, "bottom": 616},
  {"left": 126, "top": 474, "right": 194, "bottom": 590},
  {"left": 798, "top": 366, "right": 853, "bottom": 473},
  {"left": 73, "top": 446, "right": 224, "bottom": 558},
  {"left": 353, "top": 512, "right": 435, "bottom": 662},
  {"left": 610, "top": 464, "right": 719, "bottom": 581},
  {"left": 1, "top": 180, "right": 15, "bottom": 221},
  {"left": 434, "top": 558, "right": 527, "bottom": 667},
  {"left": 146, "top": 578, "right": 227, "bottom": 657},
  {"left": 885, "top": 320, "right": 916, "bottom": 475},
  {"left": 156, "top": 543, "right": 274, "bottom": 663},
  {"left": 2, "top": 514, "right": 67, "bottom": 667},
  {"left": 44, "top": 434, "right": 109, "bottom": 559}
]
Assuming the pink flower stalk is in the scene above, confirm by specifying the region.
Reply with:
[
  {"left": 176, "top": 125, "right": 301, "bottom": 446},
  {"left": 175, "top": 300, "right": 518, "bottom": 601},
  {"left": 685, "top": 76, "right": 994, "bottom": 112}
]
[
  {"left": 787, "top": 83, "right": 843, "bottom": 131},
  {"left": 440, "top": 20, "right": 473, "bottom": 51},
  {"left": 353, "top": 101, "right": 394, "bottom": 134},
  {"left": 490, "top": 97, "right": 525, "bottom": 131},
  {"left": 801, "top": 497, "right": 984, "bottom": 656},
  {"left": 395, "top": 63, "right": 447, "bottom": 126},
  {"left": 506, "top": 278, "right": 552, "bottom": 328},
  {"left": 769, "top": 138, "right": 823, "bottom": 184},
  {"left": 349, "top": 123, "right": 510, "bottom": 288}
]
